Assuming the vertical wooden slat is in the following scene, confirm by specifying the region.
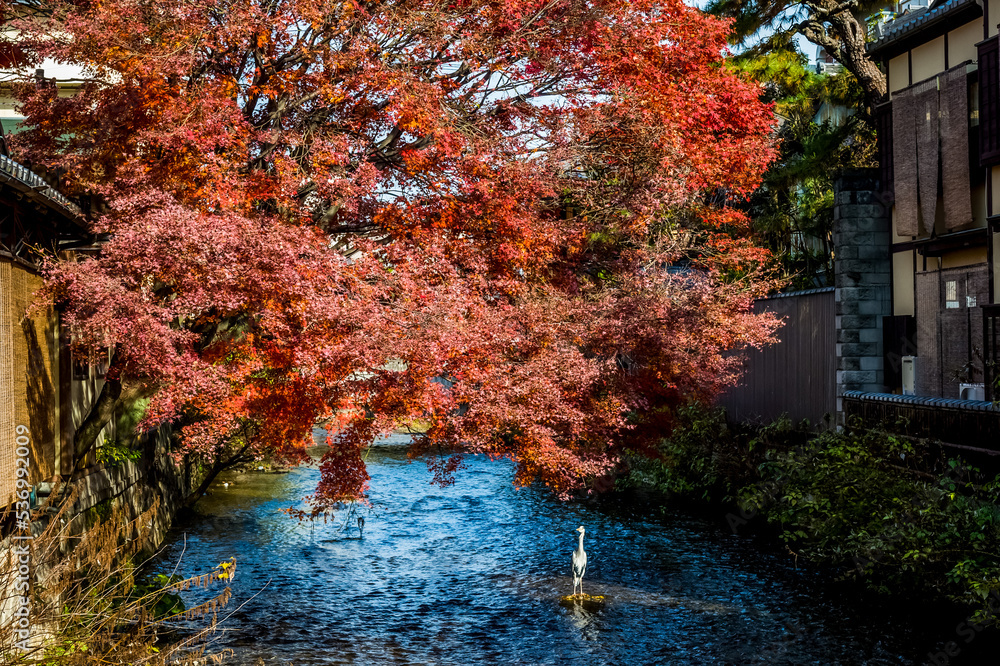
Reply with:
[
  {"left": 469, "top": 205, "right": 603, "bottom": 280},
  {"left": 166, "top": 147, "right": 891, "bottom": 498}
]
[
  {"left": 718, "top": 289, "right": 836, "bottom": 428},
  {"left": 10, "top": 266, "right": 58, "bottom": 484},
  {"left": 978, "top": 36, "right": 1000, "bottom": 166},
  {"left": 0, "top": 259, "right": 16, "bottom": 506}
]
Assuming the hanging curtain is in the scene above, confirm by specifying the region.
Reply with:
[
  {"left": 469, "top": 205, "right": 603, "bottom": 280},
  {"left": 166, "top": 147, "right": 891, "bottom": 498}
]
[
  {"left": 892, "top": 86, "right": 919, "bottom": 237},
  {"left": 914, "top": 80, "right": 940, "bottom": 236},
  {"left": 941, "top": 65, "right": 974, "bottom": 230}
]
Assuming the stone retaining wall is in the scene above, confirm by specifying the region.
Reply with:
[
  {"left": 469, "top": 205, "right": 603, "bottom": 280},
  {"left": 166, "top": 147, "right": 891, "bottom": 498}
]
[{"left": 834, "top": 170, "right": 893, "bottom": 425}]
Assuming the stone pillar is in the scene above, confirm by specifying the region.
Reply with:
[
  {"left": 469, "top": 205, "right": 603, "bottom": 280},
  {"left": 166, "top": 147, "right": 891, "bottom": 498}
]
[{"left": 833, "top": 169, "right": 892, "bottom": 425}]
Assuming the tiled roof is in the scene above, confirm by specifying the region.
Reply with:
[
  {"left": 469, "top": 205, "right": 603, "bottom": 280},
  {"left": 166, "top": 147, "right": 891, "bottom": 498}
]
[
  {"left": 868, "top": 0, "right": 983, "bottom": 58},
  {"left": 842, "top": 390, "right": 998, "bottom": 411},
  {"left": 761, "top": 286, "right": 834, "bottom": 300},
  {"left": 0, "top": 153, "right": 82, "bottom": 221}
]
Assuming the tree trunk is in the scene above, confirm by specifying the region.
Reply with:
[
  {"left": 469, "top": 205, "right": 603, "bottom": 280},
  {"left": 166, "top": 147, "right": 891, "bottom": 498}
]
[
  {"left": 833, "top": 13, "right": 889, "bottom": 110},
  {"left": 798, "top": 3, "right": 888, "bottom": 111},
  {"left": 182, "top": 439, "right": 255, "bottom": 508},
  {"left": 72, "top": 357, "right": 124, "bottom": 472},
  {"left": 184, "top": 458, "right": 226, "bottom": 509}
]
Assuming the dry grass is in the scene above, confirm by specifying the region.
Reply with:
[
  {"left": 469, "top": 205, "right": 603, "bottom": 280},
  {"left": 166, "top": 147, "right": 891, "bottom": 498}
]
[{"left": 0, "top": 482, "right": 236, "bottom": 665}]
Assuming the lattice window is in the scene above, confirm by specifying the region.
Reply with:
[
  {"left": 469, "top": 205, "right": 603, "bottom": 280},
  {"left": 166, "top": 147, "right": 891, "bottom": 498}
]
[{"left": 0, "top": 260, "right": 17, "bottom": 507}]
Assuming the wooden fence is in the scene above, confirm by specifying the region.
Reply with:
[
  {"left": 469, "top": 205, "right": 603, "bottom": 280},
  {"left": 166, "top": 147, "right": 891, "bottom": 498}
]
[
  {"left": 717, "top": 287, "right": 836, "bottom": 429},
  {"left": 1, "top": 257, "right": 61, "bottom": 506},
  {"left": 843, "top": 391, "right": 1000, "bottom": 457}
]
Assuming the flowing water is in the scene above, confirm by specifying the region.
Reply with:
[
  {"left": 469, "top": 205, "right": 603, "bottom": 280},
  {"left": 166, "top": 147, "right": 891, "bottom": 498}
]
[{"left": 152, "top": 434, "right": 981, "bottom": 665}]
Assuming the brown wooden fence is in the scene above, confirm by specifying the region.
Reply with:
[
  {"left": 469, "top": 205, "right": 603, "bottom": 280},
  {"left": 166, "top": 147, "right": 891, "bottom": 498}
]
[
  {"left": 842, "top": 391, "right": 1000, "bottom": 455},
  {"left": 717, "top": 287, "right": 836, "bottom": 429},
  {"left": 1, "top": 257, "right": 60, "bottom": 506}
]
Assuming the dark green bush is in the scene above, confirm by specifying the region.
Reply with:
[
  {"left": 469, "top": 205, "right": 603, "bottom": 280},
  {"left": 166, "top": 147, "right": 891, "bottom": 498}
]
[
  {"left": 620, "top": 404, "right": 802, "bottom": 501},
  {"left": 623, "top": 405, "right": 1000, "bottom": 624},
  {"left": 745, "top": 427, "right": 1000, "bottom": 621}
]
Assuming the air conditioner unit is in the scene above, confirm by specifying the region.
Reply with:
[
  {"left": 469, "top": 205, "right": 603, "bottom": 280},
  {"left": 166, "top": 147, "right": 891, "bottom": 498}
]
[
  {"left": 901, "top": 356, "right": 917, "bottom": 395},
  {"left": 960, "top": 383, "right": 986, "bottom": 401},
  {"left": 898, "top": 0, "right": 928, "bottom": 13}
]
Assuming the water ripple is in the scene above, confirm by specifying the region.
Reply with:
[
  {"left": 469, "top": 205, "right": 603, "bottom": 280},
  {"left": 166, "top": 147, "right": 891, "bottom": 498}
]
[{"left": 151, "top": 438, "right": 944, "bottom": 665}]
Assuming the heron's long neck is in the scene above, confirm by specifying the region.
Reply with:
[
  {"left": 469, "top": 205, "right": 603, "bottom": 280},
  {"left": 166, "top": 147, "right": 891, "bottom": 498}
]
[{"left": 577, "top": 532, "right": 585, "bottom": 551}]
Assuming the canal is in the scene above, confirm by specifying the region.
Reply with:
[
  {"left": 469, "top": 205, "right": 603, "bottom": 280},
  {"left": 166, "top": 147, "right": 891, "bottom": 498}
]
[{"left": 153, "top": 433, "right": 960, "bottom": 665}]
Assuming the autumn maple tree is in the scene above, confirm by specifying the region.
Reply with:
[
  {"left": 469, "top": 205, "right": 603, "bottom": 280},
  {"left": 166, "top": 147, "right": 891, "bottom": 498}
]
[{"left": 5, "top": 0, "right": 780, "bottom": 506}]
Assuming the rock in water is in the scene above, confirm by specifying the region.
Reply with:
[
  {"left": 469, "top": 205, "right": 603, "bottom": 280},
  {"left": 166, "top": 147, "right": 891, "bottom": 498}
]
[{"left": 559, "top": 594, "right": 606, "bottom": 611}]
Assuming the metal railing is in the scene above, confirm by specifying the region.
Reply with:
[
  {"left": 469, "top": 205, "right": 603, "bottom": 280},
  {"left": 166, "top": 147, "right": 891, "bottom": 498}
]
[{"left": 0, "top": 153, "right": 82, "bottom": 217}]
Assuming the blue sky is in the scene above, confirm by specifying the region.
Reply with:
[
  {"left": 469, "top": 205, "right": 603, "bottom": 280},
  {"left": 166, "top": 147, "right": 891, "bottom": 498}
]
[{"left": 687, "top": 0, "right": 818, "bottom": 65}]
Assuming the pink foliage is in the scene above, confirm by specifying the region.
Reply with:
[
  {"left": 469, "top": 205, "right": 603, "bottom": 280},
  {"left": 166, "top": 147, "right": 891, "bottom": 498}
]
[{"left": 10, "top": 0, "right": 781, "bottom": 506}]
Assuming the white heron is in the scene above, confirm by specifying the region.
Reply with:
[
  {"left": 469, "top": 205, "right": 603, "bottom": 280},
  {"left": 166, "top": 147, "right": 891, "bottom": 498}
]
[{"left": 572, "top": 525, "right": 587, "bottom": 597}]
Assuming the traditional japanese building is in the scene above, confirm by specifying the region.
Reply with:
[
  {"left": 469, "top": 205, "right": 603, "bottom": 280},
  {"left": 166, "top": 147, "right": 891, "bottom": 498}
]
[
  {"left": 869, "top": 0, "right": 1000, "bottom": 401},
  {"left": 0, "top": 147, "right": 91, "bottom": 505}
]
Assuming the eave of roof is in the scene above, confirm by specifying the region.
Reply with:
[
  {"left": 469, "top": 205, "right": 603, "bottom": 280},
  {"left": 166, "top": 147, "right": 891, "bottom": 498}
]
[
  {"left": 0, "top": 153, "right": 84, "bottom": 226},
  {"left": 902, "top": 226, "right": 988, "bottom": 256},
  {"left": 868, "top": 0, "right": 983, "bottom": 61}
]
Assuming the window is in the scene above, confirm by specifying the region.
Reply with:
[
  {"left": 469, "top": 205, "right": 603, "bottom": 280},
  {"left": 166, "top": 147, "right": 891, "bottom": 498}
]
[{"left": 946, "top": 280, "right": 959, "bottom": 308}]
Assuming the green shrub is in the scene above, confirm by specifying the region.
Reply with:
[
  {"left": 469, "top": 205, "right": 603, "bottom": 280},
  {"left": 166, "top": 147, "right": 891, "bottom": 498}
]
[
  {"left": 620, "top": 404, "right": 790, "bottom": 501},
  {"left": 619, "top": 404, "right": 728, "bottom": 500},
  {"left": 96, "top": 438, "right": 143, "bottom": 468},
  {"left": 744, "top": 427, "right": 1000, "bottom": 621},
  {"left": 622, "top": 406, "right": 1000, "bottom": 624},
  {"left": 114, "top": 397, "right": 150, "bottom": 439}
]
